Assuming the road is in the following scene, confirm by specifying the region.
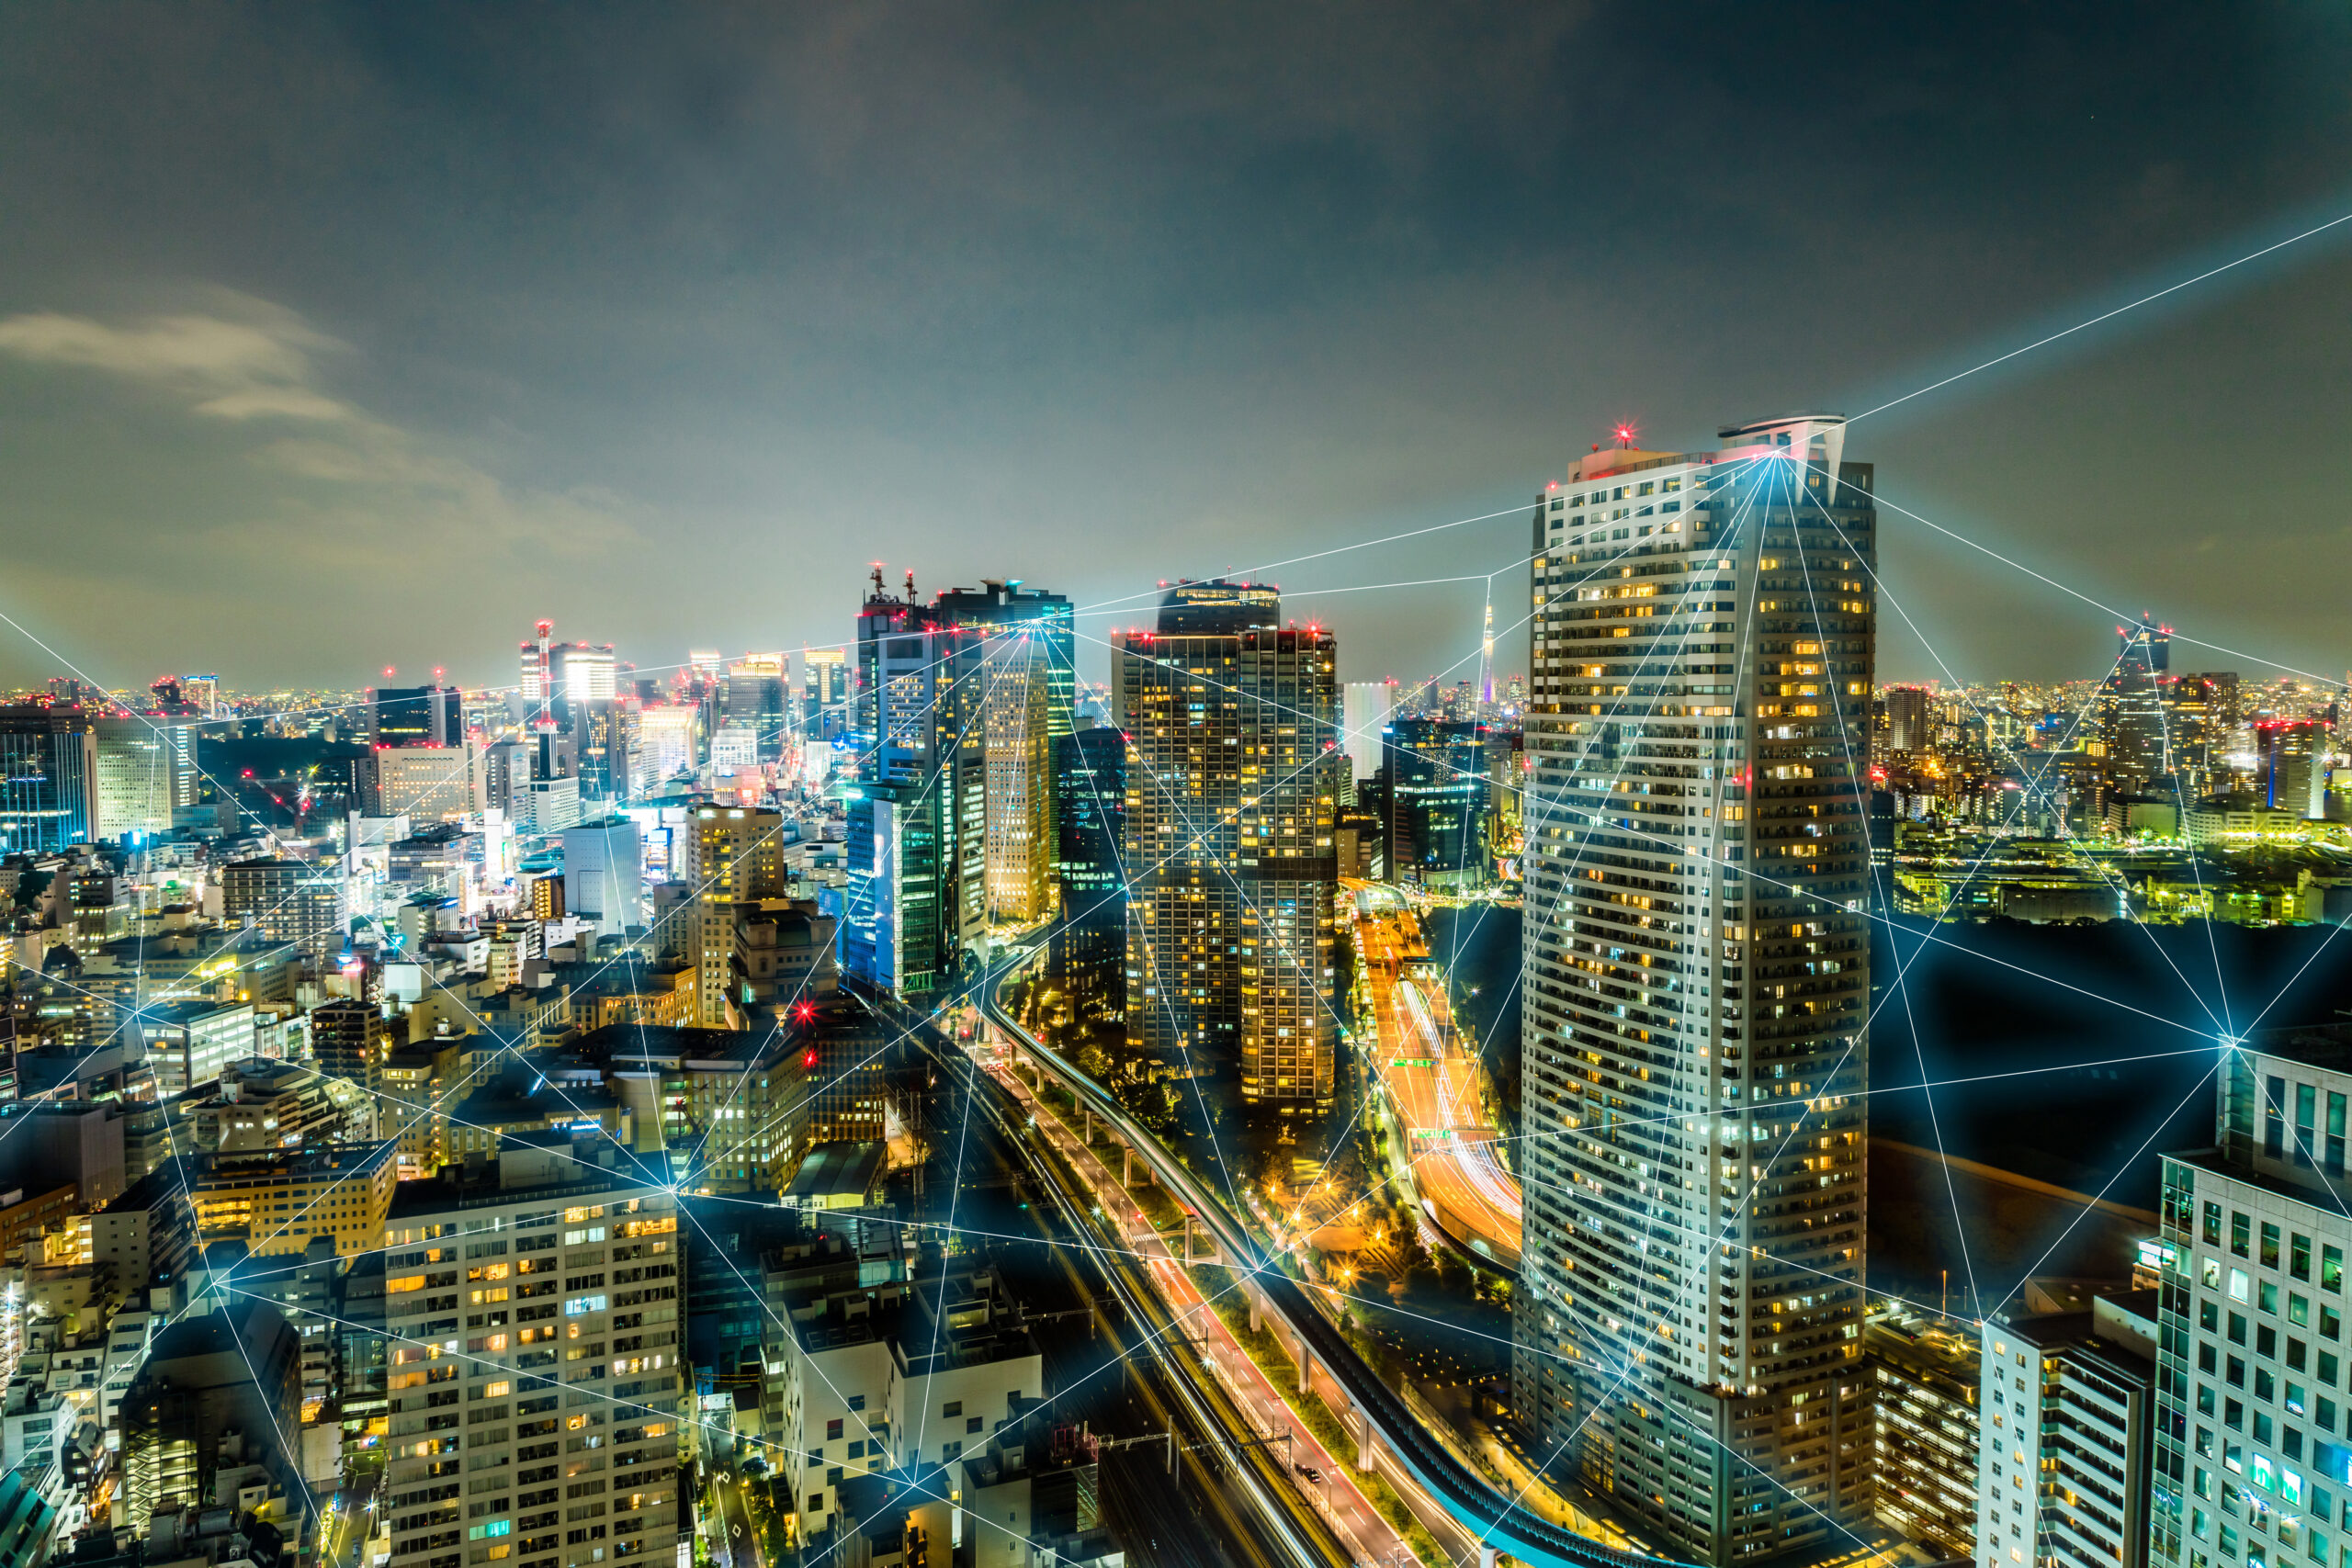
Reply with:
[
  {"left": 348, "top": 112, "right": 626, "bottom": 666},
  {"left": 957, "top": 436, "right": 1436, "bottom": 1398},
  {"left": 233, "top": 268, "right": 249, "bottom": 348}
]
[
  {"left": 714, "top": 1472, "right": 761, "bottom": 1568},
  {"left": 983, "top": 1042, "right": 1419, "bottom": 1568},
  {"left": 1352, "top": 893, "right": 1522, "bottom": 1270}
]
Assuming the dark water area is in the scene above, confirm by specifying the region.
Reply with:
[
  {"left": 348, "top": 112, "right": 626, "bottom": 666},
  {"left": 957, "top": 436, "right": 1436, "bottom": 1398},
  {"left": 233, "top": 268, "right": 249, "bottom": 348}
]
[
  {"left": 1424, "top": 903, "right": 1523, "bottom": 1140},
  {"left": 1417, "top": 904, "right": 2352, "bottom": 1301}
]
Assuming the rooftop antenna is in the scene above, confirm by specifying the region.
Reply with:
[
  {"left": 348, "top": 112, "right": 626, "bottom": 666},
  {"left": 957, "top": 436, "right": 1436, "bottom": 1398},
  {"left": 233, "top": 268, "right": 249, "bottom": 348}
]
[
  {"left": 904, "top": 569, "right": 915, "bottom": 603},
  {"left": 870, "top": 563, "right": 886, "bottom": 598}
]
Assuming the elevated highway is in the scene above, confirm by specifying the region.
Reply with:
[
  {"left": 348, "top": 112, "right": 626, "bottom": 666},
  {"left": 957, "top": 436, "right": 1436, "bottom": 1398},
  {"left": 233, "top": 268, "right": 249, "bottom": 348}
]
[{"left": 967, "top": 982, "right": 1703, "bottom": 1568}]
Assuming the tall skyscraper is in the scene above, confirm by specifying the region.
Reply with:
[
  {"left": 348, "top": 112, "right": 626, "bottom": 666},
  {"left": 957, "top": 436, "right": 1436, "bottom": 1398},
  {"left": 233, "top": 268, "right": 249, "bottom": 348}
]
[
  {"left": 842, "top": 574, "right": 988, "bottom": 996},
  {"left": 1114, "top": 581, "right": 1340, "bottom": 1109},
  {"left": 684, "top": 805, "right": 786, "bottom": 1024},
  {"left": 978, "top": 633, "right": 1055, "bottom": 921},
  {"left": 2099, "top": 615, "right": 2173, "bottom": 789},
  {"left": 1382, "top": 716, "right": 1488, "bottom": 891},
  {"left": 0, "top": 705, "right": 99, "bottom": 852},
  {"left": 2256, "top": 718, "right": 2332, "bottom": 818},
  {"left": 933, "top": 581, "right": 1077, "bottom": 737},
  {"left": 1515, "top": 414, "right": 1876, "bottom": 1562},
  {"left": 1049, "top": 721, "right": 1127, "bottom": 1021},
  {"left": 1881, "top": 684, "right": 1933, "bottom": 755}
]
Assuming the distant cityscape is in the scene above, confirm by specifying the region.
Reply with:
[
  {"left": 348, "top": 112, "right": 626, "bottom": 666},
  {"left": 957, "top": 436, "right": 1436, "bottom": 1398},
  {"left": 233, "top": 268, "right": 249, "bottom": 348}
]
[{"left": 0, "top": 412, "right": 2342, "bottom": 1568}]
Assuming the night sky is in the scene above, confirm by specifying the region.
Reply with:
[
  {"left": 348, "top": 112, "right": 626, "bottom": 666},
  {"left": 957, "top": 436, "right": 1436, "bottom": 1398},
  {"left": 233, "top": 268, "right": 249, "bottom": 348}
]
[{"left": 1, "top": 4, "right": 2347, "bottom": 694}]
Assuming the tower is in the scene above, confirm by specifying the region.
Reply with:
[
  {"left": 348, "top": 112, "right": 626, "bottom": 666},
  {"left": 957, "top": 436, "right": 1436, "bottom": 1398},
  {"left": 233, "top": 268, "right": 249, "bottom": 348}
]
[{"left": 1515, "top": 414, "right": 1875, "bottom": 1562}]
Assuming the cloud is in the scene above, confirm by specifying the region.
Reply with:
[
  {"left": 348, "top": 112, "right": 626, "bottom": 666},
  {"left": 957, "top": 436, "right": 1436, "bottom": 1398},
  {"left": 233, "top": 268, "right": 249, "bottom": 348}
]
[
  {"left": 0, "top": 294, "right": 643, "bottom": 584},
  {"left": 0, "top": 304, "right": 352, "bottom": 422}
]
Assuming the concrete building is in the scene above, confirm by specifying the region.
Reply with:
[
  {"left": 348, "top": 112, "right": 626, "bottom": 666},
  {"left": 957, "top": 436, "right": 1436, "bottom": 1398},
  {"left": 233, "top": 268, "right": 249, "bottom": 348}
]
[
  {"left": 380, "top": 1134, "right": 682, "bottom": 1568},
  {"left": 683, "top": 806, "right": 786, "bottom": 1026},
  {"left": 1866, "top": 1309, "right": 1979, "bottom": 1558},
  {"left": 563, "top": 817, "right": 643, "bottom": 938},
  {"left": 135, "top": 1000, "right": 257, "bottom": 1097},
  {"left": 119, "top": 1299, "right": 304, "bottom": 1537},
  {"left": 371, "top": 741, "right": 491, "bottom": 822},
  {"left": 219, "top": 858, "right": 346, "bottom": 961},
  {"left": 2151, "top": 1024, "right": 2352, "bottom": 1568},
  {"left": 1113, "top": 581, "right": 1342, "bottom": 1108},
  {"left": 1979, "top": 1294, "right": 2155, "bottom": 1568},
  {"left": 1513, "top": 415, "right": 1877, "bottom": 1562},
  {"left": 187, "top": 1142, "right": 397, "bottom": 1260},
  {"left": 92, "top": 716, "right": 199, "bottom": 841}
]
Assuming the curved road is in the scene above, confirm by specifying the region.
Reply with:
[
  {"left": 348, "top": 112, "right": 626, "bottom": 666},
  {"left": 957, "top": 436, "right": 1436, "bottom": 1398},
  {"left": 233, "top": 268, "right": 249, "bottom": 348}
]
[{"left": 972, "top": 984, "right": 1704, "bottom": 1568}]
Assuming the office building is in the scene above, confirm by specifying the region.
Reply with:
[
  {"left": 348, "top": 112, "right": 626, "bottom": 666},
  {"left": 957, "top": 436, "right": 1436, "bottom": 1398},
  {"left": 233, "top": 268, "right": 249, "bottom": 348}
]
[
  {"left": 979, "top": 631, "right": 1055, "bottom": 921},
  {"left": 633, "top": 705, "right": 698, "bottom": 789},
  {"left": 2256, "top": 719, "right": 2332, "bottom": 820},
  {"left": 2150, "top": 1025, "right": 2352, "bottom": 1568},
  {"left": 933, "top": 581, "right": 1077, "bottom": 738},
  {"left": 119, "top": 1299, "right": 304, "bottom": 1537},
  {"left": 380, "top": 1135, "right": 682, "bottom": 1568},
  {"left": 1049, "top": 723, "right": 1127, "bottom": 1021},
  {"left": 369, "top": 684, "right": 463, "bottom": 748},
  {"left": 188, "top": 1141, "right": 397, "bottom": 1258},
  {"left": 564, "top": 817, "right": 643, "bottom": 937},
  {"left": 558, "top": 641, "right": 620, "bottom": 707},
  {"left": 92, "top": 715, "right": 199, "bottom": 840},
  {"left": 1513, "top": 414, "right": 1877, "bottom": 1562},
  {"left": 0, "top": 705, "right": 98, "bottom": 852},
  {"left": 1384, "top": 717, "right": 1489, "bottom": 891},
  {"left": 802, "top": 647, "right": 852, "bottom": 740},
  {"left": 372, "top": 742, "right": 491, "bottom": 821},
  {"left": 1981, "top": 1294, "right": 2155, "bottom": 1568},
  {"left": 1342, "top": 680, "right": 1397, "bottom": 784},
  {"left": 2099, "top": 615, "right": 2172, "bottom": 789},
  {"left": 842, "top": 575, "right": 988, "bottom": 997},
  {"left": 724, "top": 653, "right": 787, "bottom": 761},
  {"left": 1113, "top": 580, "right": 1341, "bottom": 1108},
  {"left": 684, "top": 806, "right": 786, "bottom": 1024},
  {"left": 2167, "top": 673, "right": 2238, "bottom": 797}
]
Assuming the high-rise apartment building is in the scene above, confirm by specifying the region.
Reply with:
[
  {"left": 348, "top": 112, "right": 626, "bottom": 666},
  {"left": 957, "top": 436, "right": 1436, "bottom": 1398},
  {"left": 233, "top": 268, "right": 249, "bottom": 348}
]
[
  {"left": 1978, "top": 1293, "right": 2156, "bottom": 1568},
  {"left": 1113, "top": 581, "right": 1340, "bottom": 1108},
  {"left": 1514, "top": 414, "right": 1876, "bottom": 1562},
  {"left": 2151, "top": 1024, "right": 2352, "bottom": 1568},
  {"left": 380, "top": 1136, "right": 683, "bottom": 1568},
  {"left": 1881, "top": 685, "right": 1933, "bottom": 756},
  {"left": 682, "top": 806, "right": 786, "bottom": 1025},
  {"left": 842, "top": 577, "right": 988, "bottom": 997},
  {"left": 220, "top": 857, "right": 348, "bottom": 961}
]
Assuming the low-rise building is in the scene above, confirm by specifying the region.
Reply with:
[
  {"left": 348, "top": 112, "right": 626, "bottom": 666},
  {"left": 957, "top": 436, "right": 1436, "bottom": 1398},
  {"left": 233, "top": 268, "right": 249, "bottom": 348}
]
[
  {"left": 188, "top": 1143, "right": 397, "bottom": 1260},
  {"left": 1977, "top": 1292, "right": 2155, "bottom": 1568},
  {"left": 1866, "top": 1307, "right": 1979, "bottom": 1558}
]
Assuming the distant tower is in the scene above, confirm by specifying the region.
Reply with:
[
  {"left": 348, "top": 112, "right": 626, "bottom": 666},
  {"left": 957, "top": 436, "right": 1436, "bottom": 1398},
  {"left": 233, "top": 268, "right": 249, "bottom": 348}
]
[{"left": 1481, "top": 600, "right": 1496, "bottom": 706}]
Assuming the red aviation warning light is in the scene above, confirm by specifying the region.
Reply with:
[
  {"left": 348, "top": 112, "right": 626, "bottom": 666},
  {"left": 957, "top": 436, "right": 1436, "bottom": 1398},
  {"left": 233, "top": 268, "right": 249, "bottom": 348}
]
[{"left": 801, "top": 1047, "right": 819, "bottom": 1070}]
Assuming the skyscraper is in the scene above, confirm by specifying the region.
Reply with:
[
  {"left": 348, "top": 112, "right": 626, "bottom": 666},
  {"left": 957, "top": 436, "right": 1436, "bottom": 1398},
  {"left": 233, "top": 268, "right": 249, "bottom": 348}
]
[
  {"left": 92, "top": 715, "right": 198, "bottom": 840},
  {"left": 1515, "top": 414, "right": 1876, "bottom": 1562},
  {"left": 2256, "top": 718, "right": 2332, "bottom": 818},
  {"left": 842, "top": 573, "right": 988, "bottom": 996},
  {"left": 801, "top": 648, "right": 850, "bottom": 740},
  {"left": 1382, "top": 716, "right": 1488, "bottom": 891},
  {"left": 367, "top": 684, "right": 462, "bottom": 748},
  {"left": 933, "top": 582, "right": 1071, "bottom": 923},
  {"left": 1114, "top": 581, "right": 1340, "bottom": 1109},
  {"left": 2099, "top": 615, "right": 2172, "bottom": 789},
  {"left": 1049, "top": 721, "right": 1127, "bottom": 1021},
  {"left": 0, "top": 705, "right": 99, "bottom": 852},
  {"left": 684, "top": 805, "right": 786, "bottom": 1024},
  {"left": 1341, "top": 680, "right": 1398, "bottom": 784}
]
